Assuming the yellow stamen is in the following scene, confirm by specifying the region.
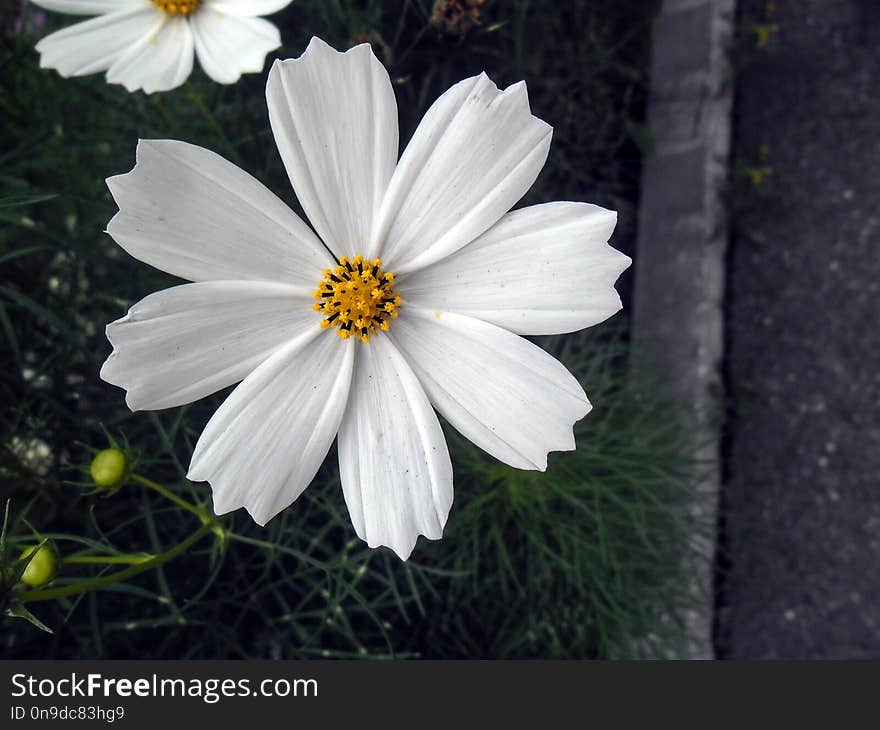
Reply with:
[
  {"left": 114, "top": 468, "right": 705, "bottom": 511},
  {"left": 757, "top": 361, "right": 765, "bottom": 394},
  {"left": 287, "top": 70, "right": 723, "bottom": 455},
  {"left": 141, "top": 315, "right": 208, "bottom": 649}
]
[
  {"left": 152, "top": 0, "right": 201, "bottom": 16},
  {"left": 313, "top": 256, "right": 401, "bottom": 342}
]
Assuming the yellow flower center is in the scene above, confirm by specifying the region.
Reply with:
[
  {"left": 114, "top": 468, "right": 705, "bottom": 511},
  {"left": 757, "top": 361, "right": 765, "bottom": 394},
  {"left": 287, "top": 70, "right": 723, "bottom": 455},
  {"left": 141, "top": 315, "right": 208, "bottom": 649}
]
[
  {"left": 152, "top": 0, "right": 201, "bottom": 16},
  {"left": 312, "top": 256, "right": 401, "bottom": 343}
]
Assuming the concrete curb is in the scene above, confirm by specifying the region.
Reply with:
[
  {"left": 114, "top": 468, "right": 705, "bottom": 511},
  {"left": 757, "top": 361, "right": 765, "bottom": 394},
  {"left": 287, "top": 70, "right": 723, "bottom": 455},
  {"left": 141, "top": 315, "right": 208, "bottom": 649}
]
[{"left": 631, "top": 0, "right": 736, "bottom": 659}]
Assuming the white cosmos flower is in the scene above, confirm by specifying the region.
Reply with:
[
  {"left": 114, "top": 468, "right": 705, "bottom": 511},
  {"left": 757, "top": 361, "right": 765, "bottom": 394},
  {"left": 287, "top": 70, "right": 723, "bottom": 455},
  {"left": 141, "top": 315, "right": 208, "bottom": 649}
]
[
  {"left": 30, "top": 0, "right": 293, "bottom": 93},
  {"left": 100, "top": 37, "right": 631, "bottom": 560}
]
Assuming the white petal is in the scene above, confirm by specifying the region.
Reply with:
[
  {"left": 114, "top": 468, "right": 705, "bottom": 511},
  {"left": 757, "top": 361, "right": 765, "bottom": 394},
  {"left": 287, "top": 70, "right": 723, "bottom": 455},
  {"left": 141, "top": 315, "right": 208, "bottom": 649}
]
[
  {"left": 371, "top": 73, "right": 552, "bottom": 274},
  {"left": 190, "top": 10, "right": 280, "bottom": 85},
  {"left": 391, "top": 307, "right": 590, "bottom": 471},
  {"left": 203, "top": 0, "right": 293, "bottom": 15},
  {"left": 338, "top": 336, "right": 453, "bottom": 560},
  {"left": 402, "top": 202, "right": 630, "bottom": 335},
  {"left": 101, "top": 281, "right": 316, "bottom": 411},
  {"left": 34, "top": 6, "right": 160, "bottom": 78},
  {"left": 29, "top": 0, "right": 146, "bottom": 14},
  {"left": 267, "top": 38, "right": 399, "bottom": 260},
  {"left": 105, "top": 15, "right": 194, "bottom": 94},
  {"left": 188, "top": 330, "right": 355, "bottom": 525},
  {"left": 106, "top": 139, "right": 332, "bottom": 285}
]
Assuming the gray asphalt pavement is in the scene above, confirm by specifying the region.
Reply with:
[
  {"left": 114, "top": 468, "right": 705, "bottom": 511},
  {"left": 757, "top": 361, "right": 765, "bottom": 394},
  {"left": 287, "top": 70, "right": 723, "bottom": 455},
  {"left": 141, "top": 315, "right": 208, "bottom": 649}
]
[{"left": 717, "top": 0, "right": 880, "bottom": 658}]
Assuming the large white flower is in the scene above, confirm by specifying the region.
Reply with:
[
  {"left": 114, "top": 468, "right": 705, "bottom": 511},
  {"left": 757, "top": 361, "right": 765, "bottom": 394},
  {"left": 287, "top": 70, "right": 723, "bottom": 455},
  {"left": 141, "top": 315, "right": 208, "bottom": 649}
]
[
  {"left": 101, "top": 37, "right": 631, "bottom": 559},
  {"left": 30, "top": 0, "right": 293, "bottom": 93}
]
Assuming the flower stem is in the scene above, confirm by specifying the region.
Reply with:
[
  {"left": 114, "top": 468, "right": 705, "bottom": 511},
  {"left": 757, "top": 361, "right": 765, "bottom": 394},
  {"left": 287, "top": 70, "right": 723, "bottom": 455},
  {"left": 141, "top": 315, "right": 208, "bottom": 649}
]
[
  {"left": 19, "top": 523, "right": 214, "bottom": 603},
  {"left": 185, "top": 84, "right": 241, "bottom": 165},
  {"left": 131, "top": 473, "right": 203, "bottom": 519},
  {"left": 150, "top": 94, "right": 176, "bottom": 133},
  {"left": 130, "top": 473, "right": 224, "bottom": 539},
  {"left": 62, "top": 554, "right": 154, "bottom": 566}
]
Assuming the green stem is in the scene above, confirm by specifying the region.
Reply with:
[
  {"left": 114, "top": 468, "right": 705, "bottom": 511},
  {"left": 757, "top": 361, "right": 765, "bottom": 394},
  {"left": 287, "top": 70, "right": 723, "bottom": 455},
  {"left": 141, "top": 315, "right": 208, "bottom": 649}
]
[
  {"left": 62, "top": 554, "right": 154, "bottom": 566},
  {"left": 20, "top": 523, "right": 213, "bottom": 603},
  {"left": 131, "top": 473, "right": 204, "bottom": 517},
  {"left": 185, "top": 84, "right": 241, "bottom": 165},
  {"left": 150, "top": 94, "right": 176, "bottom": 133},
  {"left": 132, "top": 473, "right": 225, "bottom": 542}
]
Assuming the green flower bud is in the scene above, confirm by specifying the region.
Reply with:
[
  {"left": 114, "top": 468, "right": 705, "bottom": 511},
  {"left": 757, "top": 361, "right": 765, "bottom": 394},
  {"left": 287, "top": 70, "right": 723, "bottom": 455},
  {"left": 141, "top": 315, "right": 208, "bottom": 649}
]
[
  {"left": 19, "top": 543, "right": 58, "bottom": 588},
  {"left": 90, "top": 448, "right": 128, "bottom": 489}
]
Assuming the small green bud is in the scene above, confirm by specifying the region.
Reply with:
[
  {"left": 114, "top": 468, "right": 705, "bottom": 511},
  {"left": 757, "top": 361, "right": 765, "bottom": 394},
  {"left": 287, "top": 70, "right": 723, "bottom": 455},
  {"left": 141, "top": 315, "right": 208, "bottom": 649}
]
[
  {"left": 19, "top": 543, "right": 59, "bottom": 588},
  {"left": 90, "top": 448, "right": 128, "bottom": 489}
]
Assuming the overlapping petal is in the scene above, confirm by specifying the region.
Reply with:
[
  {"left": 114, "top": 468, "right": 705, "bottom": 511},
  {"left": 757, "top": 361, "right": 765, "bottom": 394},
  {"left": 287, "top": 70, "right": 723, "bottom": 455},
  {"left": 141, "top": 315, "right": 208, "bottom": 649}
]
[
  {"left": 34, "top": 6, "right": 161, "bottom": 78},
  {"left": 188, "top": 331, "right": 355, "bottom": 525},
  {"left": 371, "top": 73, "right": 552, "bottom": 274},
  {"left": 106, "top": 15, "right": 194, "bottom": 94},
  {"left": 101, "top": 281, "right": 316, "bottom": 411},
  {"left": 266, "top": 37, "right": 399, "bottom": 260},
  {"left": 391, "top": 307, "right": 591, "bottom": 471},
  {"left": 190, "top": 10, "right": 280, "bottom": 85},
  {"left": 338, "top": 336, "right": 453, "bottom": 560},
  {"left": 402, "top": 202, "right": 629, "bottom": 335},
  {"left": 106, "top": 139, "right": 332, "bottom": 285}
]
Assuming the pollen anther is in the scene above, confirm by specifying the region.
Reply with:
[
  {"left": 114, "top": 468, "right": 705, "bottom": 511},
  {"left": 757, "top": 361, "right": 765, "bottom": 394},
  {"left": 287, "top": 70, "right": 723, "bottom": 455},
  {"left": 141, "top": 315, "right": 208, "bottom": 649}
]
[
  {"left": 314, "top": 256, "right": 401, "bottom": 342},
  {"left": 152, "top": 0, "right": 201, "bottom": 16}
]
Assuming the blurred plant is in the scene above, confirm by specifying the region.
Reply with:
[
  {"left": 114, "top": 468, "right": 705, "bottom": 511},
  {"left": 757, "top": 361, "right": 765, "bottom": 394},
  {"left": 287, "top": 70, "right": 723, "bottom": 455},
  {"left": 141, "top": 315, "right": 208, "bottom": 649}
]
[
  {"left": 1, "top": 444, "right": 226, "bottom": 636},
  {"left": 431, "top": 0, "right": 485, "bottom": 35},
  {"left": 750, "top": 2, "right": 779, "bottom": 48},
  {"left": 738, "top": 144, "right": 773, "bottom": 188}
]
